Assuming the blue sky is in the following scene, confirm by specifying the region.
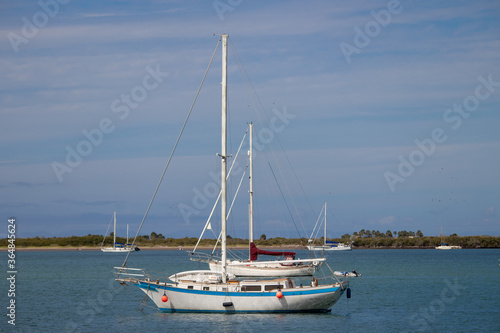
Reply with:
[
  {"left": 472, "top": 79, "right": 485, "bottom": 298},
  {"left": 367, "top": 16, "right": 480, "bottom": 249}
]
[{"left": 1, "top": 0, "right": 499, "bottom": 239}]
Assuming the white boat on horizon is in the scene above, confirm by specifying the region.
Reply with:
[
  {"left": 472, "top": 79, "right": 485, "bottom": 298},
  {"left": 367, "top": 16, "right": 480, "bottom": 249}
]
[
  {"left": 115, "top": 34, "right": 355, "bottom": 313},
  {"left": 308, "top": 241, "right": 352, "bottom": 251},
  {"left": 307, "top": 203, "right": 352, "bottom": 251},
  {"left": 435, "top": 244, "right": 462, "bottom": 250},
  {"left": 101, "top": 212, "right": 140, "bottom": 253},
  {"left": 435, "top": 226, "right": 461, "bottom": 250}
]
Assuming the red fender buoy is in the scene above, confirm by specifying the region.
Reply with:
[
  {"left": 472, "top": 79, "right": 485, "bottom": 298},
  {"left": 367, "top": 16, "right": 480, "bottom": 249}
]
[
  {"left": 161, "top": 294, "right": 168, "bottom": 302},
  {"left": 276, "top": 291, "right": 283, "bottom": 299}
]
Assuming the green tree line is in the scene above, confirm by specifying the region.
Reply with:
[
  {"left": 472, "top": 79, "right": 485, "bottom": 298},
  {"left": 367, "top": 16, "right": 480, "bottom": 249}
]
[
  {"left": 339, "top": 229, "right": 500, "bottom": 248},
  {"left": 0, "top": 233, "right": 307, "bottom": 248},
  {"left": 1, "top": 232, "right": 499, "bottom": 248}
]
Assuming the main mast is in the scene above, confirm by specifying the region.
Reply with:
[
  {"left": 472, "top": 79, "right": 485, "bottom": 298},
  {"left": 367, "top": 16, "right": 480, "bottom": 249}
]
[
  {"left": 220, "top": 34, "right": 228, "bottom": 282},
  {"left": 248, "top": 122, "right": 254, "bottom": 250}
]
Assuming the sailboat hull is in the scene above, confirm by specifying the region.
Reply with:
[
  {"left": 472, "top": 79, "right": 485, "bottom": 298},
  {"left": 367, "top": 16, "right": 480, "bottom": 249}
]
[
  {"left": 101, "top": 247, "right": 138, "bottom": 252},
  {"left": 435, "top": 245, "right": 461, "bottom": 250},
  {"left": 134, "top": 280, "right": 347, "bottom": 313},
  {"left": 307, "top": 245, "right": 352, "bottom": 251}
]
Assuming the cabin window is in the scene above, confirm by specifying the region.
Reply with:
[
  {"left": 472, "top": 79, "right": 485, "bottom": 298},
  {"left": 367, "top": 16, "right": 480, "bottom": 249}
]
[
  {"left": 203, "top": 287, "right": 209, "bottom": 291},
  {"left": 264, "top": 284, "right": 282, "bottom": 291},
  {"left": 242, "top": 285, "right": 261, "bottom": 292},
  {"left": 187, "top": 286, "right": 193, "bottom": 289}
]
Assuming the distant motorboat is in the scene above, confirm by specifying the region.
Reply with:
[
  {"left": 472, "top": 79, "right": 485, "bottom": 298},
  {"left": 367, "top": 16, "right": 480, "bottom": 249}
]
[{"left": 334, "top": 270, "right": 361, "bottom": 278}]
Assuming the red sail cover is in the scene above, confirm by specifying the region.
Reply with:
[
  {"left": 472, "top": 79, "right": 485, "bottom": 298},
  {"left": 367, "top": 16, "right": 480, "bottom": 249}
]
[{"left": 249, "top": 242, "right": 295, "bottom": 261}]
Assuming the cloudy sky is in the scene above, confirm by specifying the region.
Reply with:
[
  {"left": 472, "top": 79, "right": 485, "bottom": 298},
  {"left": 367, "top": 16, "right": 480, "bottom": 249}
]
[{"left": 1, "top": 0, "right": 499, "bottom": 240}]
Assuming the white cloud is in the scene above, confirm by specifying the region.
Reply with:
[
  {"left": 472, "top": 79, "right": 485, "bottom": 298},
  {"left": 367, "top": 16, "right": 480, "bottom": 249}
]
[{"left": 379, "top": 216, "right": 395, "bottom": 225}]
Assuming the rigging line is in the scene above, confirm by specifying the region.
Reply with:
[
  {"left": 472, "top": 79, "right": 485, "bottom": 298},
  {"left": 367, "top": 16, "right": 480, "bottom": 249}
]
[
  {"left": 315, "top": 205, "right": 326, "bottom": 241},
  {"left": 316, "top": 205, "right": 326, "bottom": 240},
  {"left": 267, "top": 161, "right": 302, "bottom": 238},
  {"left": 120, "top": 37, "right": 222, "bottom": 269},
  {"left": 192, "top": 127, "right": 249, "bottom": 253},
  {"left": 309, "top": 204, "right": 325, "bottom": 240},
  {"left": 229, "top": 39, "right": 310, "bottom": 238},
  {"left": 227, "top": 164, "right": 248, "bottom": 225},
  {"left": 228, "top": 40, "right": 308, "bottom": 238},
  {"left": 212, "top": 163, "right": 249, "bottom": 255},
  {"left": 227, "top": 65, "right": 315, "bottom": 224},
  {"left": 225, "top": 249, "right": 245, "bottom": 261},
  {"left": 100, "top": 213, "right": 114, "bottom": 248}
]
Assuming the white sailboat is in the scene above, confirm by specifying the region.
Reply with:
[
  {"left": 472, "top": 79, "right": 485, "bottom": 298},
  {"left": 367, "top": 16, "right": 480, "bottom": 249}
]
[
  {"left": 101, "top": 212, "right": 140, "bottom": 253},
  {"left": 195, "top": 123, "right": 324, "bottom": 277},
  {"left": 307, "top": 203, "right": 352, "bottom": 251},
  {"left": 435, "top": 226, "right": 461, "bottom": 250},
  {"left": 116, "top": 34, "right": 353, "bottom": 313}
]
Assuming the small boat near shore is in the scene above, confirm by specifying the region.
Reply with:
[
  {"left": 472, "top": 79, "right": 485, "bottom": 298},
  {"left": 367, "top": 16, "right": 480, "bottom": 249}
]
[
  {"left": 435, "top": 226, "right": 461, "bottom": 250},
  {"left": 334, "top": 270, "right": 361, "bottom": 277},
  {"left": 101, "top": 212, "right": 140, "bottom": 253},
  {"left": 307, "top": 203, "right": 352, "bottom": 251}
]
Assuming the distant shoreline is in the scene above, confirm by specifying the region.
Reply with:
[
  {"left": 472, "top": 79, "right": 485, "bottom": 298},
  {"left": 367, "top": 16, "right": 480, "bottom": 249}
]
[
  {"left": 3, "top": 234, "right": 498, "bottom": 250},
  {"left": 1, "top": 245, "right": 498, "bottom": 251}
]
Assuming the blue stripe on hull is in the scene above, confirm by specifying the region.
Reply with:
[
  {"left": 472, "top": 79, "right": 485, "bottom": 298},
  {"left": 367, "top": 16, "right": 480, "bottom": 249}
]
[{"left": 135, "top": 282, "right": 341, "bottom": 297}]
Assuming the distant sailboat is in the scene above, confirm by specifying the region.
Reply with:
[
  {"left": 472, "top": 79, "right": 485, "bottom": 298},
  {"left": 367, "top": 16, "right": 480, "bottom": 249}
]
[
  {"left": 307, "top": 203, "right": 352, "bottom": 251},
  {"left": 435, "top": 226, "right": 461, "bottom": 250},
  {"left": 101, "top": 212, "right": 140, "bottom": 253}
]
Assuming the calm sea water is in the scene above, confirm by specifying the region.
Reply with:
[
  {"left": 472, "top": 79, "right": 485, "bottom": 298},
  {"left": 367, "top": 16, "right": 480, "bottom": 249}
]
[{"left": 1, "top": 248, "right": 499, "bottom": 332}]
